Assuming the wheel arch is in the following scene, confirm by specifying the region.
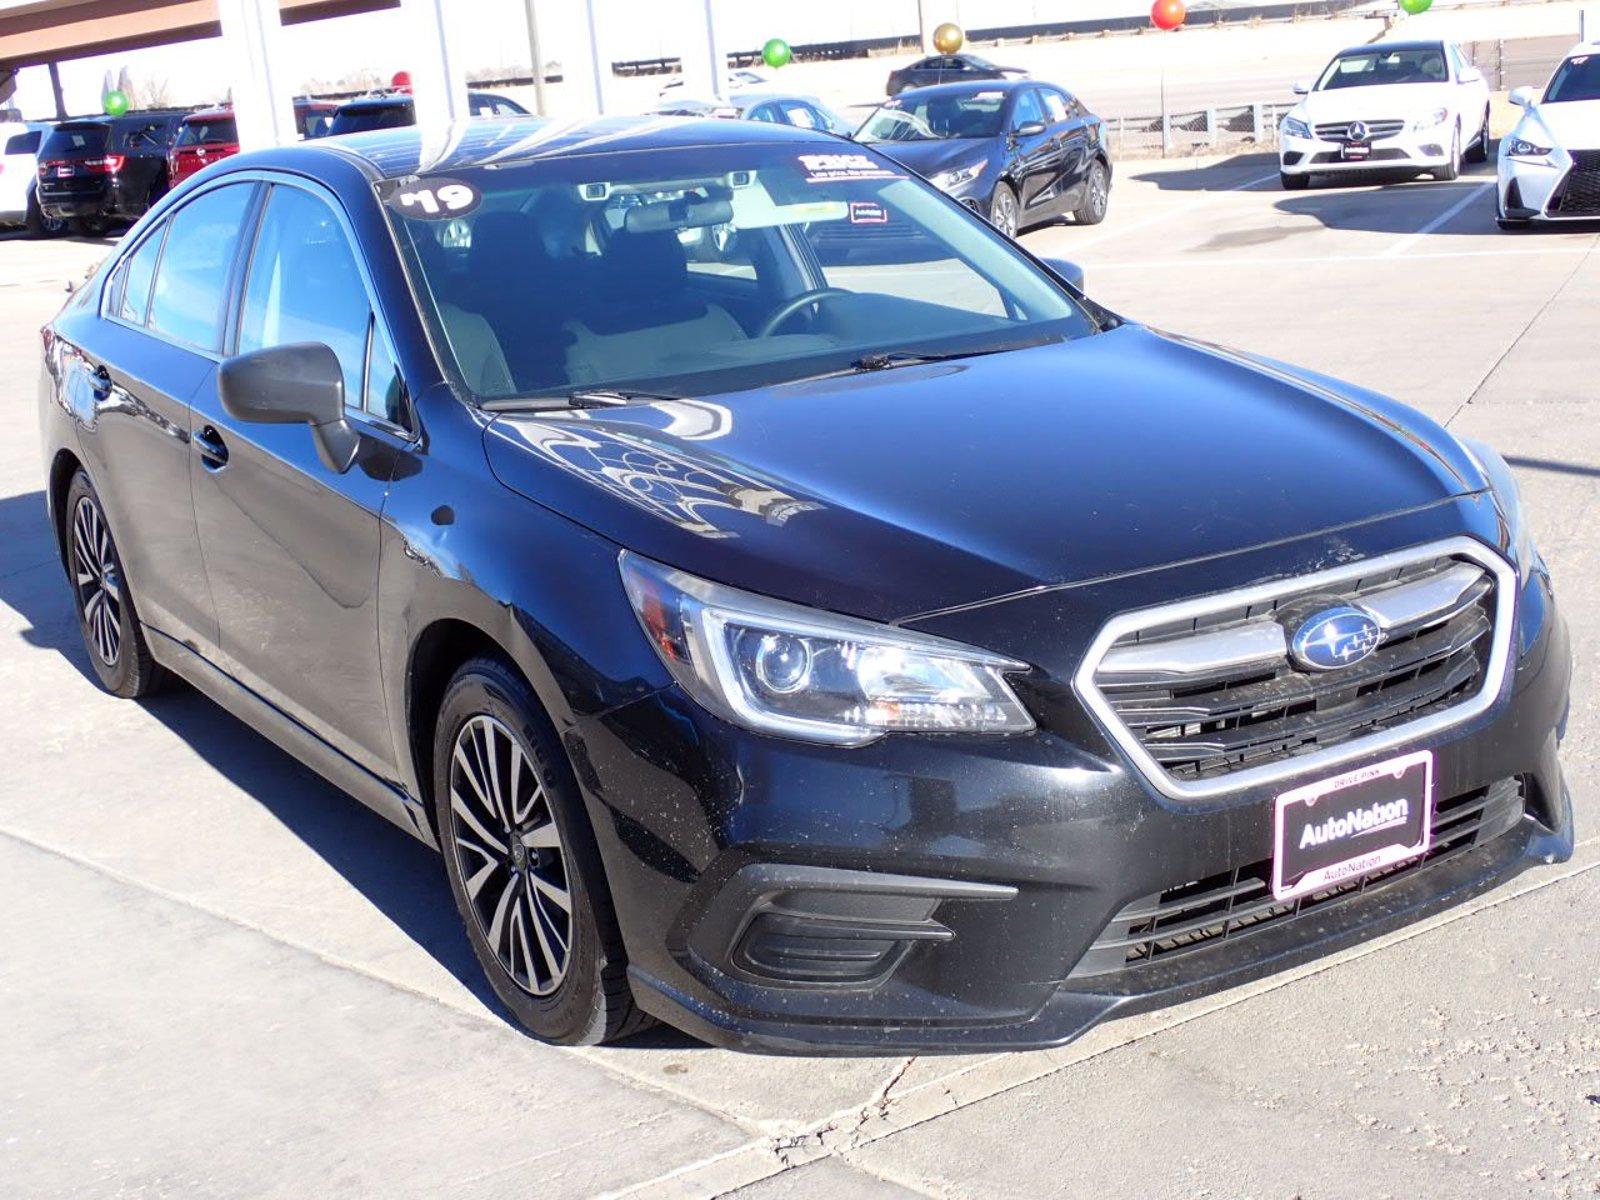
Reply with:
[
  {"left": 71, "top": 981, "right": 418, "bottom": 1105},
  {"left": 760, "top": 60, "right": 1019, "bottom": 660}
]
[{"left": 47, "top": 447, "right": 85, "bottom": 565}]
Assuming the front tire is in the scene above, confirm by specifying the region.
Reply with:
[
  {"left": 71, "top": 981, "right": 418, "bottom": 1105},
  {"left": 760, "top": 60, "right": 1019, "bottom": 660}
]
[
  {"left": 63, "top": 471, "right": 167, "bottom": 698},
  {"left": 1280, "top": 170, "right": 1310, "bottom": 191},
  {"left": 988, "top": 181, "right": 1019, "bottom": 238},
  {"left": 1465, "top": 108, "right": 1490, "bottom": 163},
  {"left": 1072, "top": 160, "right": 1110, "bottom": 225},
  {"left": 1435, "top": 126, "right": 1461, "bottom": 181},
  {"left": 432, "top": 657, "right": 650, "bottom": 1046}
]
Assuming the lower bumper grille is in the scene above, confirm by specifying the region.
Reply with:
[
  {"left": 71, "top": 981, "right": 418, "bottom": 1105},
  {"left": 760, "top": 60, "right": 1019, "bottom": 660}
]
[
  {"left": 1072, "top": 777, "right": 1527, "bottom": 977},
  {"left": 1310, "top": 148, "right": 1410, "bottom": 164},
  {"left": 1550, "top": 150, "right": 1600, "bottom": 217}
]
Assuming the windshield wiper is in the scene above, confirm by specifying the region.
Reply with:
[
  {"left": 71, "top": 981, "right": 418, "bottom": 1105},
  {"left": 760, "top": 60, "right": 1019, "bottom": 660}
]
[
  {"left": 480, "top": 387, "right": 682, "bottom": 414},
  {"left": 782, "top": 339, "right": 1055, "bottom": 387}
]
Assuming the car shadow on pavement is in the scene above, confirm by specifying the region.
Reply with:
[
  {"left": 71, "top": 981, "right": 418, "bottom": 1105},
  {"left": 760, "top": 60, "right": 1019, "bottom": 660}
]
[
  {"left": 1126, "top": 152, "right": 1277, "bottom": 190},
  {"left": 1270, "top": 168, "right": 1503, "bottom": 237},
  {"left": 0, "top": 490, "right": 499, "bottom": 1025},
  {"left": 0, "top": 488, "right": 706, "bottom": 1050}
]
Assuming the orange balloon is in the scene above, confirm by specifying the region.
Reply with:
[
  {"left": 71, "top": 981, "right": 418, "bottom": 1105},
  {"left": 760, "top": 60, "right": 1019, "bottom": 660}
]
[{"left": 1150, "top": 0, "right": 1186, "bottom": 29}]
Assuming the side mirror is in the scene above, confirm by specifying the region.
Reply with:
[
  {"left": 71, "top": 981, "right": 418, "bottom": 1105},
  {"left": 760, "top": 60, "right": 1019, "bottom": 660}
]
[
  {"left": 1291, "top": 80, "right": 1310, "bottom": 95},
  {"left": 1012, "top": 120, "right": 1047, "bottom": 139},
  {"left": 218, "top": 342, "right": 360, "bottom": 473},
  {"left": 1040, "top": 256, "right": 1085, "bottom": 291},
  {"left": 1509, "top": 85, "right": 1535, "bottom": 108},
  {"left": 1458, "top": 66, "right": 1484, "bottom": 84}
]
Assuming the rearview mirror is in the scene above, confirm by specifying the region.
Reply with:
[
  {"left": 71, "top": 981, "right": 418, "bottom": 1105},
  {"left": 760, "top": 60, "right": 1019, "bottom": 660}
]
[
  {"left": 218, "top": 342, "right": 359, "bottom": 473},
  {"left": 1458, "top": 66, "right": 1483, "bottom": 84},
  {"left": 1509, "top": 85, "right": 1535, "bottom": 108},
  {"left": 1012, "top": 120, "right": 1047, "bottom": 139},
  {"left": 1040, "top": 256, "right": 1085, "bottom": 292},
  {"left": 1291, "top": 80, "right": 1310, "bottom": 95}
]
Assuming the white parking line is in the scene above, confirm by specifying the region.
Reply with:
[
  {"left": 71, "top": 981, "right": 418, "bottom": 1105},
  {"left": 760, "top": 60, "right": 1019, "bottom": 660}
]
[
  {"left": 1065, "top": 168, "right": 1281, "bottom": 251},
  {"left": 1382, "top": 180, "right": 1497, "bottom": 257}
]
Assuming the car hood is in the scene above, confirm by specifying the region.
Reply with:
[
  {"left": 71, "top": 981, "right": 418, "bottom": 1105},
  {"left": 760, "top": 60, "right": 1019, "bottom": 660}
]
[
  {"left": 864, "top": 137, "right": 993, "bottom": 178},
  {"left": 484, "top": 325, "right": 1480, "bottom": 624},
  {"left": 1295, "top": 82, "right": 1456, "bottom": 121},
  {"left": 1525, "top": 99, "right": 1600, "bottom": 146}
]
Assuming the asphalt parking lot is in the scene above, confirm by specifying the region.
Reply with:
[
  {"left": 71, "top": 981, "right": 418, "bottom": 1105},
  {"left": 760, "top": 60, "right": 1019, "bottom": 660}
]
[{"left": 1, "top": 151, "right": 1597, "bottom": 1199}]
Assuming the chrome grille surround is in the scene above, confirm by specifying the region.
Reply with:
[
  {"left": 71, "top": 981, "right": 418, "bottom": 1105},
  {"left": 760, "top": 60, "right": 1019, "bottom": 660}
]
[
  {"left": 1073, "top": 537, "right": 1517, "bottom": 801},
  {"left": 1314, "top": 119, "right": 1406, "bottom": 142}
]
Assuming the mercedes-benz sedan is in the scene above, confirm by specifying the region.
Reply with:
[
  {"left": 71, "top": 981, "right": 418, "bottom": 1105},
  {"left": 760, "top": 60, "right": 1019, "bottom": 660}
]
[{"left": 39, "top": 117, "right": 1571, "bottom": 1052}]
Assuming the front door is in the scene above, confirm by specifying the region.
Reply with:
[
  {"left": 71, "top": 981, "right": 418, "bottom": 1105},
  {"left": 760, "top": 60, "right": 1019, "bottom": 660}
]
[{"left": 190, "top": 180, "right": 408, "bottom": 776}]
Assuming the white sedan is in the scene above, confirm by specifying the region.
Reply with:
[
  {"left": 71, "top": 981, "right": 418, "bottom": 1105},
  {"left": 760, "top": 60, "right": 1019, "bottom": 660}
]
[
  {"left": 1498, "top": 42, "right": 1600, "bottom": 227},
  {"left": 1278, "top": 39, "right": 1492, "bottom": 189}
]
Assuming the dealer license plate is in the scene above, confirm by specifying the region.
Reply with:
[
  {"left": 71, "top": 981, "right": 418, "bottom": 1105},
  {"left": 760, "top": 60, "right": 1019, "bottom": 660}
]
[
  {"left": 1271, "top": 750, "right": 1433, "bottom": 902},
  {"left": 1341, "top": 143, "right": 1371, "bottom": 161}
]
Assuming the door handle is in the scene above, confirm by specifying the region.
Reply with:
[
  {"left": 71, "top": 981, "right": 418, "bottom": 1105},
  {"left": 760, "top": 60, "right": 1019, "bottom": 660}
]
[{"left": 193, "top": 425, "right": 230, "bottom": 469}]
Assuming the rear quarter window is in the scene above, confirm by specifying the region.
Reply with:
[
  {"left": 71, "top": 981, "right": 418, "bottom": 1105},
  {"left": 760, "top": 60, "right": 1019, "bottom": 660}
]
[{"left": 4, "top": 130, "right": 41, "bottom": 155}]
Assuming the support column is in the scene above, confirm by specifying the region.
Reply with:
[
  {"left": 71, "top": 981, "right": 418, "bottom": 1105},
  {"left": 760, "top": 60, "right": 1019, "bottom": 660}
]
[
  {"left": 404, "top": 0, "right": 470, "bottom": 131},
  {"left": 576, "top": 0, "right": 612, "bottom": 114},
  {"left": 685, "top": 0, "right": 731, "bottom": 103},
  {"left": 215, "top": 0, "right": 296, "bottom": 150},
  {"left": 521, "top": 0, "right": 548, "bottom": 116}
]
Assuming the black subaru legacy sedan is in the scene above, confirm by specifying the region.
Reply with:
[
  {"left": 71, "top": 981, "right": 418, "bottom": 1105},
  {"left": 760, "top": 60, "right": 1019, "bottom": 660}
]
[{"left": 39, "top": 117, "right": 1571, "bottom": 1053}]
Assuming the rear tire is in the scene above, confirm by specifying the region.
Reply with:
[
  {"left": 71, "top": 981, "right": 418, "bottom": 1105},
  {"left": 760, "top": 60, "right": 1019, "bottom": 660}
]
[
  {"left": 24, "top": 189, "right": 66, "bottom": 238},
  {"left": 1072, "top": 160, "right": 1110, "bottom": 225},
  {"left": 62, "top": 470, "right": 168, "bottom": 699},
  {"left": 1280, "top": 171, "right": 1310, "bottom": 191},
  {"left": 432, "top": 656, "right": 651, "bottom": 1046}
]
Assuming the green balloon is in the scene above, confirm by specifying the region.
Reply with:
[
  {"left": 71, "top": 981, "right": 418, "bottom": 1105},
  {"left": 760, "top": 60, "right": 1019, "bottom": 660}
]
[
  {"left": 103, "top": 89, "right": 129, "bottom": 116},
  {"left": 1397, "top": 0, "right": 1431, "bottom": 12},
  {"left": 762, "top": 38, "right": 792, "bottom": 69}
]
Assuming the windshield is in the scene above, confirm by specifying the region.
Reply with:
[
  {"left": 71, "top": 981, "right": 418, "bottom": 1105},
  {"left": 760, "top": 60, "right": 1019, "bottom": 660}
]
[
  {"left": 383, "top": 141, "right": 1094, "bottom": 402},
  {"left": 1317, "top": 45, "right": 1448, "bottom": 89},
  {"left": 858, "top": 91, "right": 1006, "bottom": 142},
  {"left": 177, "top": 117, "right": 237, "bottom": 146},
  {"left": 1545, "top": 52, "right": 1600, "bottom": 103}
]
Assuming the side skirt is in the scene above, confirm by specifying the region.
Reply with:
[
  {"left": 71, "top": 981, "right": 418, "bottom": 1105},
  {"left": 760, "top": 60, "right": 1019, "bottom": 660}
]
[{"left": 146, "top": 626, "right": 439, "bottom": 851}]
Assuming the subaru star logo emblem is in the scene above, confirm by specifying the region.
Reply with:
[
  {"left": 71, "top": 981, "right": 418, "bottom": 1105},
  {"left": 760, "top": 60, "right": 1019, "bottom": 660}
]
[
  {"left": 1347, "top": 120, "right": 1370, "bottom": 142},
  {"left": 1291, "top": 606, "right": 1383, "bottom": 672}
]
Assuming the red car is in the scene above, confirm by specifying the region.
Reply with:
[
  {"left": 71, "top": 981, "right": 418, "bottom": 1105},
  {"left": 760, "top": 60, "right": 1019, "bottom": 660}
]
[{"left": 167, "top": 100, "right": 337, "bottom": 185}]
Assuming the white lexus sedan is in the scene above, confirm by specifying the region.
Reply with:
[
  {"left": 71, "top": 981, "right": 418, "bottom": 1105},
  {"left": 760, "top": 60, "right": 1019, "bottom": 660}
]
[
  {"left": 1279, "top": 40, "right": 1492, "bottom": 189},
  {"left": 1498, "top": 42, "right": 1600, "bottom": 227}
]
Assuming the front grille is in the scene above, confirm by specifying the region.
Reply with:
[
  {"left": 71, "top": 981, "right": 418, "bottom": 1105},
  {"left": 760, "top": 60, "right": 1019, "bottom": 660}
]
[
  {"left": 1550, "top": 150, "right": 1600, "bottom": 217},
  {"left": 1314, "top": 119, "right": 1406, "bottom": 142},
  {"left": 1088, "top": 552, "right": 1499, "bottom": 784},
  {"left": 1071, "top": 777, "right": 1526, "bottom": 977}
]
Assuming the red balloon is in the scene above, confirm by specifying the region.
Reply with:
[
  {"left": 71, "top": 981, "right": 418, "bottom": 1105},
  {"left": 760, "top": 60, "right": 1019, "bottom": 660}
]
[
  {"left": 1150, "top": 0, "right": 1186, "bottom": 29},
  {"left": 391, "top": 70, "right": 413, "bottom": 91}
]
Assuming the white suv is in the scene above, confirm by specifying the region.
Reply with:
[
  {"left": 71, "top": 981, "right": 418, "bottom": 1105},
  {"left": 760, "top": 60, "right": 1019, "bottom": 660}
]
[
  {"left": 1278, "top": 40, "right": 1492, "bottom": 189},
  {"left": 1498, "top": 42, "right": 1600, "bottom": 226},
  {"left": 0, "top": 119, "right": 66, "bottom": 237}
]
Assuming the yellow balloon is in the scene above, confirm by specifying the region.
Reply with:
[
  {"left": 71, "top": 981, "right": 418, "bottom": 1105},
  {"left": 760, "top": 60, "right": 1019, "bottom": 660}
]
[{"left": 932, "top": 22, "right": 964, "bottom": 55}]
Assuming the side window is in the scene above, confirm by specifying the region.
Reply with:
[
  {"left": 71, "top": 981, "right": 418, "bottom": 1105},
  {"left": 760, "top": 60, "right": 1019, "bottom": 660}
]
[
  {"left": 112, "top": 222, "right": 167, "bottom": 325},
  {"left": 747, "top": 103, "right": 779, "bottom": 124},
  {"left": 238, "top": 184, "right": 388, "bottom": 417},
  {"left": 4, "top": 130, "right": 40, "bottom": 155},
  {"left": 147, "top": 184, "right": 254, "bottom": 351},
  {"left": 1041, "top": 88, "right": 1070, "bottom": 124},
  {"left": 1012, "top": 89, "right": 1045, "bottom": 128}
]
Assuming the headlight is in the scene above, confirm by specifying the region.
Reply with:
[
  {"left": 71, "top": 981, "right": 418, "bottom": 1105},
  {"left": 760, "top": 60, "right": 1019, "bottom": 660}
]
[
  {"left": 930, "top": 161, "right": 986, "bottom": 193},
  {"left": 1282, "top": 116, "right": 1312, "bottom": 140},
  {"left": 1460, "top": 438, "right": 1538, "bottom": 581},
  {"left": 620, "top": 552, "right": 1035, "bottom": 745},
  {"left": 1410, "top": 106, "right": 1450, "bottom": 131},
  {"left": 1506, "top": 136, "right": 1553, "bottom": 159}
]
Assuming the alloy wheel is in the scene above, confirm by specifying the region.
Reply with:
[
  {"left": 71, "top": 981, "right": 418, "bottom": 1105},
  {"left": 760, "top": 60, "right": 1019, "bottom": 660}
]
[
  {"left": 447, "top": 714, "right": 573, "bottom": 996},
  {"left": 992, "top": 189, "right": 1018, "bottom": 237},
  {"left": 1088, "top": 166, "right": 1109, "bottom": 220},
  {"left": 72, "top": 496, "right": 121, "bottom": 667}
]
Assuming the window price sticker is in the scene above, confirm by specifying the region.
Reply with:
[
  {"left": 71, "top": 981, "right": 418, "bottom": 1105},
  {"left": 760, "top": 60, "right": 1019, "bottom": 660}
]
[{"left": 382, "top": 177, "right": 483, "bottom": 219}]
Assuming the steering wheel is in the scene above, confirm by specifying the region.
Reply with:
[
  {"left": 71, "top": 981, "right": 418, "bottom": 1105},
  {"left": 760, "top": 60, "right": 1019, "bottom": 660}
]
[{"left": 755, "top": 288, "right": 853, "bottom": 338}]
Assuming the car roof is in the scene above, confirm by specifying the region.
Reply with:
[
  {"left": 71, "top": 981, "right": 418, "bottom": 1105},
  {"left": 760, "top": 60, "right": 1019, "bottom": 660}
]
[
  {"left": 728, "top": 92, "right": 826, "bottom": 110},
  {"left": 335, "top": 90, "right": 506, "bottom": 112},
  {"left": 1344, "top": 40, "right": 1445, "bottom": 54},
  {"left": 303, "top": 114, "right": 841, "bottom": 179},
  {"left": 888, "top": 79, "right": 1032, "bottom": 101}
]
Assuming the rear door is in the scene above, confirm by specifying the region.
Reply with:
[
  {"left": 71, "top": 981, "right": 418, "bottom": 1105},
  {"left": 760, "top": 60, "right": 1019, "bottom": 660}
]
[
  {"left": 189, "top": 177, "right": 408, "bottom": 776},
  {"left": 63, "top": 181, "right": 260, "bottom": 652}
]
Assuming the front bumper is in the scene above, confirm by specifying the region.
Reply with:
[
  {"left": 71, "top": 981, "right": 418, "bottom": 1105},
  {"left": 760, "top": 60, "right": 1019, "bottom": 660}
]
[
  {"left": 572, "top": 502, "right": 1572, "bottom": 1053},
  {"left": 1280, "top": 129, "right": 1452, "bottom": 176},
  {"left": 1498, "top": 146, "right": 1600, "bottom": 221}
]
